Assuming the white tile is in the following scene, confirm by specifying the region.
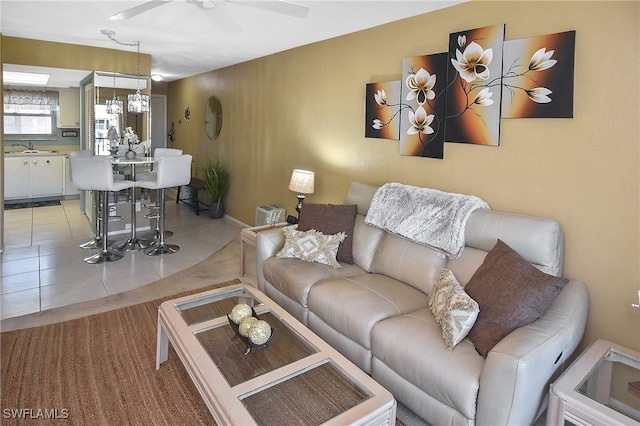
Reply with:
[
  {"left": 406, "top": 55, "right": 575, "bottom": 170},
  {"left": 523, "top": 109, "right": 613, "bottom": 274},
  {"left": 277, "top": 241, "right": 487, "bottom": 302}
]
[
  {"left": 0, "top": 198, "right": 242, "bottom": 319},
  {"left": 2, "top": 257, "right": 40, "bottom": 277},
  {"left": 0, "top": 245, "right": 39, "bottom": 262},
  {"left": 40, "top": 278, "right": 108, "bottom": 310},
  {"left": 39, "top": 262, "right": 101, "bottom": 286},
  {"left": 1, "top": 288, "right": 41, "bottom": 319},
  {"left": 0, "top": 271, "right": 40, "bottom": 293}
]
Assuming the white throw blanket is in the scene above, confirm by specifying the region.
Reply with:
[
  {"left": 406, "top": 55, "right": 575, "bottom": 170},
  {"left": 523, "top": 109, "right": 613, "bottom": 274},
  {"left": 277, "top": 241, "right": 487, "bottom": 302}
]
[{"left": 364, "top": 183, "right": 490, "bottom": 259}]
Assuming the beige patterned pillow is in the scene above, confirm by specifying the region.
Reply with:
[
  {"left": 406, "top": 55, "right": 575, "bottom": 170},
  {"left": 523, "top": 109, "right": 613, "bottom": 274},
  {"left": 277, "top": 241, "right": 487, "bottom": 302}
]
[
  {"left": 429, "top": 269, "right": 479, "bottom": 350},
  {"left": 276, "top": 227, "right": 346, "bottom": 269}
]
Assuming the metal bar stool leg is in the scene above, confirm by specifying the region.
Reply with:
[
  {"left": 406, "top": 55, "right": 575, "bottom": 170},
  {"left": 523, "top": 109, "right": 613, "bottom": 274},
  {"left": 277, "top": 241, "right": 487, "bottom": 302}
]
[
  {"left": 145, "top": 188, "right": 179, "bottom": 255},
  {"left": 79, "top": 190, "right": 108, "bottom": 249},
  {"left": 84, "top": 191, "right": 125, "bottom": 264}
]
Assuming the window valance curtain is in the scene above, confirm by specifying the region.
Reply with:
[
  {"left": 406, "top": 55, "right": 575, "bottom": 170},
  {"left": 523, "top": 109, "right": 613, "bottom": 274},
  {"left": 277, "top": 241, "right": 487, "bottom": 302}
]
[{"left": 3, "top": 89, "right": 59, "bottom": 106}]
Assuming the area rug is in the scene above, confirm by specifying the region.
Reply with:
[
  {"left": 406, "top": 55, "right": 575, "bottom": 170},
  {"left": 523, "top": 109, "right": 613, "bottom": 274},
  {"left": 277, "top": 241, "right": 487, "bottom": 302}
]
[
  {"left": 1, "top": 279, "right": 406, "bottom": 426},
  {"left": 4, "top": 200, "right": 61, "bottom": 210}
]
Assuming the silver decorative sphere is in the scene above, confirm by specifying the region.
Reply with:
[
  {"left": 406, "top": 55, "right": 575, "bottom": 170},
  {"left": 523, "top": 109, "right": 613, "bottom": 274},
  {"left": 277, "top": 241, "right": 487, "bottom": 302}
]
[
  {"left": 230, "top": 303, "right": 252, "bottom": 324},
  {"left": 248, "top": 320, "right": 272, "bottom": 345},
  {"left": 238, "top": 316, "right": 258, "bottom": 337}
]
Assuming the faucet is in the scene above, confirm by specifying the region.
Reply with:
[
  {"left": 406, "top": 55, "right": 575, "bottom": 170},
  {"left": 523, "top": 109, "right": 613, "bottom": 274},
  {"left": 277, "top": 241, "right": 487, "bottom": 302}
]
[{"left": 12, "top": 142, "right": 34, "bottom": 150}]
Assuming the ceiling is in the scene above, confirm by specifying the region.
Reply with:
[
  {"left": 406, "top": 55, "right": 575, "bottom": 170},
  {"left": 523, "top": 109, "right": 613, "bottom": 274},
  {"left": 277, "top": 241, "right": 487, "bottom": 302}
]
[{"left": 0, "top": 0, "right": 465, "bottom": 86}]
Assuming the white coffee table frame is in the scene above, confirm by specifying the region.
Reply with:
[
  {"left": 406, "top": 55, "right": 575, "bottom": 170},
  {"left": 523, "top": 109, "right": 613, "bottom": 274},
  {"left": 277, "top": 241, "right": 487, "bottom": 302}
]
[
  {"left": 547, "top": 339, "right": 640, "bottom": 426},
  {"left": 156, "top": 283, "right": 396, "bottom": 426}
]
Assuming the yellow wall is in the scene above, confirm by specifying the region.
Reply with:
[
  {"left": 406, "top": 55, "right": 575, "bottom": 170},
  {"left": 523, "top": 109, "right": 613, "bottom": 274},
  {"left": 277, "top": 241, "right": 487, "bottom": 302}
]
[
  {"left": 1, "top": 36, "right": 150, "bottom": 76},
  {"left": 168, "top": 1, "right": 640, "bottom": 352}
]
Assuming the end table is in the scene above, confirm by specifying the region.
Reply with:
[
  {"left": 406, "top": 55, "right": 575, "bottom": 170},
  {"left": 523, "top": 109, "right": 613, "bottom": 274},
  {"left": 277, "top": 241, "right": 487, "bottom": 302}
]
[
  {"left": 240, "top": 222, "right": 289, "bottom": 276},
  {"left": 547, "top": 339, "right": 640, "bottom": 425}
]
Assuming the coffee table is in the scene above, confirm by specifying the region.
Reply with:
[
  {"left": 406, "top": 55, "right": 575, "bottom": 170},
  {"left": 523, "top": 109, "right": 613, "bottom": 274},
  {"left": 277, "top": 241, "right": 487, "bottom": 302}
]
[
  {"left": 547, "top": 339, "right": 640, "bottom": 425},
  {"left": 156, "top": 283, "right": 396, "bottom": 425}
]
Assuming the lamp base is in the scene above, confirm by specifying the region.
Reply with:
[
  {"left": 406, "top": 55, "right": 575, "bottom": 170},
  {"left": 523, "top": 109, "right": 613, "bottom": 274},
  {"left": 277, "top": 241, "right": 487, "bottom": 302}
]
[{"left": 295, "top": 194, "right": 306, "bottom": 218}]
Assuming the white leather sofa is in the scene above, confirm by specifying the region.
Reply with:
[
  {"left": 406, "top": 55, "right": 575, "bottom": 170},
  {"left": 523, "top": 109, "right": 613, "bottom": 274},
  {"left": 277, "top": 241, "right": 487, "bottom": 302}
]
[{"left": 256, "top": 182, "right": 588, "bottom": 425}]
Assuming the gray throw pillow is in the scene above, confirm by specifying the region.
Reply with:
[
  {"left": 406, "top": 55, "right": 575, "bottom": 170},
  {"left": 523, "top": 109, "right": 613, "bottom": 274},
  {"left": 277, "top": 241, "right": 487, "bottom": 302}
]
[{"left": 464, "top": 239, "right": 569, "bottom": 357}]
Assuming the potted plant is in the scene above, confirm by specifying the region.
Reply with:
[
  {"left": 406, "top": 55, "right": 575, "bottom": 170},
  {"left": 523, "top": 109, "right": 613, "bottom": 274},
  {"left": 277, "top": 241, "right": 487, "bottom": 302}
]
[{"left": 203, "top": 157, "right": 231, "bottom": 219}]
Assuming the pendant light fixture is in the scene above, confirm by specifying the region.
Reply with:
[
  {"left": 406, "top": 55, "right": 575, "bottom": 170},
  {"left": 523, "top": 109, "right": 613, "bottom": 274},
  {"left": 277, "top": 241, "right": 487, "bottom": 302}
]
[
  {"left": 127, "top": 40, "right": 150, "bottom": 113},
  {"left": 106, "top": 72, "right": 123, "bottom": 114},
  {"left": 102, "top": 30, "right": 150, "bottom": 113}
]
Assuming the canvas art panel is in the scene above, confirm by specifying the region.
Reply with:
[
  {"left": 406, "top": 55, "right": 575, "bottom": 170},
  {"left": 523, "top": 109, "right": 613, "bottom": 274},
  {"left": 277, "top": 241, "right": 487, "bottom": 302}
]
[
  {"left": 445, "top": 24, "right": 505, "bottom": 146},
  {"left": 365, "top": 81, "right": 401, "bottom": 140},
  {"left": 502, "top": 30, "right": 576, "bottom": 118},
  {"left": 399, "top": 53, "right": 448, "bottom": 158}
]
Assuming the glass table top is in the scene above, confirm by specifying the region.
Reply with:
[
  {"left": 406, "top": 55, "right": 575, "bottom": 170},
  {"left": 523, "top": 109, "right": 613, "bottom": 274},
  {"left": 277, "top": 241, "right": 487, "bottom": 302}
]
[
  {"left": 576, "top": 347, "right": 640, "bottom": 421},
  {"left": 195, "top": 310, "right": 318, "bottom": 387},
  {"left": 241, "top": 361, "right": 371, "bottom": 426},
  {"left": 176, "top": 286, "right": 263, "bottom": 326}
]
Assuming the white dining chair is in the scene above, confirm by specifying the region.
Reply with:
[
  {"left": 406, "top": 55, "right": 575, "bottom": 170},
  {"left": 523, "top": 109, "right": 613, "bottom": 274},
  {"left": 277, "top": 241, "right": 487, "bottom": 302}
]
[
  {"left": 135, "top": 154, "right": 192, "bottom": 255},
  {"left": 138, "top": 147, "right": 184, "bottom": 240},
  {"left": 69, "top": 156, "right": 135, "bottom": 263}
]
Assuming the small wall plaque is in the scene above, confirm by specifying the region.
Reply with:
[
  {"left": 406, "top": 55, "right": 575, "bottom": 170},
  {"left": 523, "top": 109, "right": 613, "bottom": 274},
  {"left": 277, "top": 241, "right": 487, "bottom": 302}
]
[{"left": 62, "top": 130, "right": 78, "bottom": 137}]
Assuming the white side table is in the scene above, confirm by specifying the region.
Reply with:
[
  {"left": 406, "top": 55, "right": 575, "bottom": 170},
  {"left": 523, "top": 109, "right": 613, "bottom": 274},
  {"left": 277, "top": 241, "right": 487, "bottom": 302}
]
[
  {"left": 240, "top": 222, "right": 289, "bottom": 276},
  {"left": 547, "top": 339, "right": 640, "bottom": 426}
]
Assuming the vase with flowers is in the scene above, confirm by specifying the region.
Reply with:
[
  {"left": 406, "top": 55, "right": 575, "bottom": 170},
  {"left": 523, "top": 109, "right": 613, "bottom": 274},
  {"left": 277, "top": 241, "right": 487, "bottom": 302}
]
[{"left": 123, "top": 127, "right": 140, "bottom": 159}]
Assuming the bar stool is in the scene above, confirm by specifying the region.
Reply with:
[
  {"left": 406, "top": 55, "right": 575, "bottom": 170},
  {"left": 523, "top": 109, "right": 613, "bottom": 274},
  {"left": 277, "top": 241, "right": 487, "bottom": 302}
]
[
  {"left": 70, "top": 156, "right": 135, "bottom": 263},
  {"left": 139, "top": 148, "right": 184, "bottom": 242},
  {"left": 70, "top": 150, "right": 125, "bottom": 249},
  {"left": 135, "top": 154, "right": 192, "bottom": 255}
]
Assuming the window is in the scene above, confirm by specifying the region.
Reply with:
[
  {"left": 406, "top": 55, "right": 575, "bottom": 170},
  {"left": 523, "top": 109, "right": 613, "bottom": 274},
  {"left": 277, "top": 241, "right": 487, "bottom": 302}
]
[{"left": 3, "top": 90, "right": 59, "bottom": 137}]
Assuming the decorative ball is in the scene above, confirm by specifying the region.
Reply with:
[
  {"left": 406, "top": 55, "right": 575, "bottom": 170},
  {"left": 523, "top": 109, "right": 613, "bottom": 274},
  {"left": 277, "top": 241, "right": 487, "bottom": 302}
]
[
  {"left": 230, "top": 303, "right": 252, "bottom": 324},
  {"left": 248, "top": 320, "right": 272, "bottom": 345},
  {"left": 238, "top": 316, "right": 258, "bottom": 337}
]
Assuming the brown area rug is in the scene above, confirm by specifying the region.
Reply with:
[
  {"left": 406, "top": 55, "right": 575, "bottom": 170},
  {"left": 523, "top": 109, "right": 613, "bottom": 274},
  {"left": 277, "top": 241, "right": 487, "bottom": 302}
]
[
  {"left": 1, "top": 279, "right": 406, "bottom": 425},
  {"left": 0, "top": 280, "right": 239, "bottom": 425}
]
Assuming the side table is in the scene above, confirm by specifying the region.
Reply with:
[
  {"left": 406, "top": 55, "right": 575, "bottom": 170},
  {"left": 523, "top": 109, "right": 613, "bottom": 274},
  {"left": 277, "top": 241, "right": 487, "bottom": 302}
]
[
  {"left": 240, "top": 222, "right": 289, "bottom": 276},
  {"left": 547, "top": 339, "right": 640, "bottom": 425}
]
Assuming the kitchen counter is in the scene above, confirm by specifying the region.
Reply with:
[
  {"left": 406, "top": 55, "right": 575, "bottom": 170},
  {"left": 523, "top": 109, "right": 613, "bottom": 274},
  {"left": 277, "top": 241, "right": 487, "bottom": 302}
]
[{"left": 5, "top": 150, "right": 66, "bottom": 156}]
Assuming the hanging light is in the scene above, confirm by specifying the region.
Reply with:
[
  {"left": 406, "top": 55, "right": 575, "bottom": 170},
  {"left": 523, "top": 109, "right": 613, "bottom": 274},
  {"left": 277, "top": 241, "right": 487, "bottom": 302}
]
[
  {"left": 106, "top": 72, "right": 123, "bottom": 114},
  {"left": 102, "top": 30, "right": 150, "bottom": 113},
  {"left": 128, "top": 40, "right": 150, "bottom": 113}
]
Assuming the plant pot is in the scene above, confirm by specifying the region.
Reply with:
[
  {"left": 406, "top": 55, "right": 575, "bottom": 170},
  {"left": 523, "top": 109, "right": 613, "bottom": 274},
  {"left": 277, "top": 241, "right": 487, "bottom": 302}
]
[{"left": 209, "top": 202, "right": 225, "bottom": 219}]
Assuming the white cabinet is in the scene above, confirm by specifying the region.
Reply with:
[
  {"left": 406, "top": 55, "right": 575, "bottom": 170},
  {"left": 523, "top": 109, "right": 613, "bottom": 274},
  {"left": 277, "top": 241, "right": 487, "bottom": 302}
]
[
  {"left": 4, "top": 155, "right": 65, "bottom": 200},
  {"left": 64, "top": 156, "right": 79, "bottom": 196},
  {"left": 30, "top": 156, "right": 64, "bottom": 197},
  {"left": 4, "top": 157, "right": 31, "bottom": 199},
  {"left": 58, "top": 88, "right": 80, "bottom": 128}
]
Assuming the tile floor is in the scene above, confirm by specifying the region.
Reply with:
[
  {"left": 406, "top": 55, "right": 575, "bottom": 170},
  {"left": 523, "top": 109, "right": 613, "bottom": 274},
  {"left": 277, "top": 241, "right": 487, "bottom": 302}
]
[{"left": 1, "top": 194, "right": 244, "bottom": 320}]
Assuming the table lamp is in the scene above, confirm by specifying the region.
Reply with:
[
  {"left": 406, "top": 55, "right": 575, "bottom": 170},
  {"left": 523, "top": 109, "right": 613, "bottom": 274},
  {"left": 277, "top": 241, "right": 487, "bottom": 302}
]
[{"left": 288, "top": 169, "right": 315, "bottom": 218}]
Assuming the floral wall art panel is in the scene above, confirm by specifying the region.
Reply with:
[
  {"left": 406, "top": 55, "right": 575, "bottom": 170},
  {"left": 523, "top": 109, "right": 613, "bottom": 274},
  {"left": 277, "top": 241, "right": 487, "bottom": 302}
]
[
  {"left": 445, "top": 24, "right": 506, "bottom": 146},
  {"left": 502, "top": 30, "right": 576, "bottom": 118},
  {"left": 365, "top": 81, "right": 401, "bottom": 140},
  {"left": 399, "top": 53, "right": 448, "bottom": 158}
]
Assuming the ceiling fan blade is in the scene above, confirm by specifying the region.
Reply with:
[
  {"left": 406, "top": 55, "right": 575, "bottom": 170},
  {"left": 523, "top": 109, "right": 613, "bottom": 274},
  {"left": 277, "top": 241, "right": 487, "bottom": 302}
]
[
  {"left": 199, "top": 2, "right": 243, "bottom": 35},
  {"left": 109, "top": 0, "right": 173, "bottom": 20},
  {"left": 228, "top": 1, "right": 309, "bottom": 19}
]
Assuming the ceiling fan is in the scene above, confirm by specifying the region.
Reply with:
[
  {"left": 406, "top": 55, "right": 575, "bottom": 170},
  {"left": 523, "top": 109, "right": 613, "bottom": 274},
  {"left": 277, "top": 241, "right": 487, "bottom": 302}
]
[{"left": 110, "top": 0, "right": 309, "bottom": 34}]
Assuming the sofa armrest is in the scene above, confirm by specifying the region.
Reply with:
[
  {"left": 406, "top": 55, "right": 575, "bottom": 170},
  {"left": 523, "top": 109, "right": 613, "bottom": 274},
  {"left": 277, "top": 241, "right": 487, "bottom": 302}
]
[
  {"left": 475, "top": 280, "right": 588, "bottom": 426},
  {"left": 256, "top": 227, "right": 287, "bottom": 292}
]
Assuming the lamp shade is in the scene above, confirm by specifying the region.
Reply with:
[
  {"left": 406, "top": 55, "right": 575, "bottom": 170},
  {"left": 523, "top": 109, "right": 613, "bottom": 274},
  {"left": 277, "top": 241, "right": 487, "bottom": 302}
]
[{"left": 288, "top": 169, "right": 315, "bottom": 194}]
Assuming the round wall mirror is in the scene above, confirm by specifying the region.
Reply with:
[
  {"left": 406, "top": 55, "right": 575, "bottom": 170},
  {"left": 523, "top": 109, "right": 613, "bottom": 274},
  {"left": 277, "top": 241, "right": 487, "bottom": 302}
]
[{"left": 205, "top": 96, "right": 223, "bottom": 140}]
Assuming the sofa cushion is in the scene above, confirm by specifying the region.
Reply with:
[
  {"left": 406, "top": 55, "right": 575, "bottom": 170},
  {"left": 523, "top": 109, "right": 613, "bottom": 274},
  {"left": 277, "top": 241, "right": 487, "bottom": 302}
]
[
  {"left": 277, "top": 227, "right": 345, "bottom": 269},
  {"left": 263, "top": 257, "right": 363, "bottom": 308},
  {"left": 298, "top": 203, "right": 357, "bottom": 264},
  {"left": 370, "top": 232, "right": 446, "bottom": 295},
  {"left": 465, "top": 239, "right": 569, "bottom": 357},
  {"left": 371, "top": 308, "right": 483, "bottom": 421},
  {"left": 307, "top": 273, "right": 430, "bottom": 350},
  {"left": 352, "top": 215, "right": 385, "bottom": 272},
  {"left": 430, "top": 269, "right": 479, "bottom": 350}
]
